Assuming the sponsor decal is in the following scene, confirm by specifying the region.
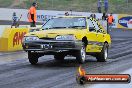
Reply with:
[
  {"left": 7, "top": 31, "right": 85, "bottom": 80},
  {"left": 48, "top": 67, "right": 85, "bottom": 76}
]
[
  {"left": 37, "top": 14, "right": 56, "bottom": 22},
  {"left": 118, "top": 16, "right": 132, "bottom": 28},
  {"left": 13, "top": 32, "right": 26, "bottom": 47}
]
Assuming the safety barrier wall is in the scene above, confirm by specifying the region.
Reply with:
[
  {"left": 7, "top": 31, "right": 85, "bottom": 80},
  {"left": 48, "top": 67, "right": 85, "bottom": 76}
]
[
  {"left": 0, "top": 8, "right": 131, "bottom": 29},
  {"left": 0, "top": 28, "right": 29, "bottom": 52}
]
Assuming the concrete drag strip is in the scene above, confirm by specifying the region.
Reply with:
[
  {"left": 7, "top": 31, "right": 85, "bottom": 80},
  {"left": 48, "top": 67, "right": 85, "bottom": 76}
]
[
  {"left": 0, "top": 29, "right": 132, "bottom": 88},
  {"left": 0, "top": 51, "right": 27, "bottom": 64}
]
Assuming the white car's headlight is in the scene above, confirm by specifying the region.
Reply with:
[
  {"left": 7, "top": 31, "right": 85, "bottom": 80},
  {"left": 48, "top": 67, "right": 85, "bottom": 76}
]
[
  {"left": 55, "top": 35, "right": 76, "bottom": 40},
  {"left": 23, "top": 36, "right": 39, "bottom": 42}
]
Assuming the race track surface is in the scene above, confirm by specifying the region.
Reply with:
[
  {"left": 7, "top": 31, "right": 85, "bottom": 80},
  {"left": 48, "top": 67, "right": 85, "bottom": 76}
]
[{"left": 0, "top": 29, "right": 132, "bottom": 88}]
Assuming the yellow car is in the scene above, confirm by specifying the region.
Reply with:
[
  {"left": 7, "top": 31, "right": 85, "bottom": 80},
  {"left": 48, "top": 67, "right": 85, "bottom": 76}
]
[{"left": 22, "top": 16, "right": 111, "bottom": 65}]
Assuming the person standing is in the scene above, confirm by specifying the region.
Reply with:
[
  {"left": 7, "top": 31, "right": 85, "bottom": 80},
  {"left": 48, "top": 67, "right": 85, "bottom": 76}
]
[
  {"left": 90, "top": 14, "right": 96, "bottom": 19},
  {"left": 104, "top": 0, "right": 109, "bottom": 13},
  {"left": 97, "top": 0, "right": 102, "bottom": 13},
  {"left": 28, "top": 2, "right": 37, "bottom": 27},
  {"left": 101, "top": 13, "right": 108, "bottom": 32},
  {"left": 108, "top": 13, "right": 114, "bottom": 31},
  {"left": 102, "top": 13, "right": 108, "bottom": 20},
  {"left": 11, "top": 12, "right": 18, "bottom": 28},
  {"left": 65, "top": 12, "right": 69, "bottom": 16}
]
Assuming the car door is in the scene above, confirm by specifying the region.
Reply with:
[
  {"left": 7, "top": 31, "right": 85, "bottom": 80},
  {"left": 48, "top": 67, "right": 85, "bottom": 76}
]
[
  {"left": 91, "top": 19, "right": 105, "bottom": 51},
  {"left": 86, "top": 18, "right": 99, "bottom": 52}
]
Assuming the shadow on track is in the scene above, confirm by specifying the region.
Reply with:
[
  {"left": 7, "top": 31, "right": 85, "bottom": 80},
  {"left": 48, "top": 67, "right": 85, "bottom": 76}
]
[{"left": 31, "top": 56, "right": 98, "bottom": 68}]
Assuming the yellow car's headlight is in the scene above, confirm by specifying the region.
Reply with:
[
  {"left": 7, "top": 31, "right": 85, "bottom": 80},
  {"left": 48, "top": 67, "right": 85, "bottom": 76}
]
[
  {"left": 23, "top": 36, "right": 39, "bottom": 42},
  {"left": 55, "top": 35, "right": 76, "bottom": 40}
]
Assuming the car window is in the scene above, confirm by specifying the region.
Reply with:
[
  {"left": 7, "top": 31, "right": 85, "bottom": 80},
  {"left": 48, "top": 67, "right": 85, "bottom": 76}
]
[
  {"left": 42, "top": 17, "right": 86, "bottom": 30},
  {"left": 91, "top": 20, "right": 103, "bottom": 33},
  {"left": 97, "top": 21, "right": 106, "bottom": 33},
  {"left": 92, "top": 20, "right": 100, "bottom": 30},
  {"left": 87, "top": 19, "right": 96, "bottom": 32}
]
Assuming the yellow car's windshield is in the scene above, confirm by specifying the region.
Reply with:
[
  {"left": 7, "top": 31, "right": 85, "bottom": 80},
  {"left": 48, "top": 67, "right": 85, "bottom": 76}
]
[{"left": 42, "top": 17, "right": 86, "bottom": 30}]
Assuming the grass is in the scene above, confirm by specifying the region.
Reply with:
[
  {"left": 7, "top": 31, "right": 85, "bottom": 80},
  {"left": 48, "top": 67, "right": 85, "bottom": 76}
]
[
  {"left": 0, "top": 0, "right": 131, "bottom": 14},
  {"left": 0, "top": 0, "right": 13, "bottom": 7}
]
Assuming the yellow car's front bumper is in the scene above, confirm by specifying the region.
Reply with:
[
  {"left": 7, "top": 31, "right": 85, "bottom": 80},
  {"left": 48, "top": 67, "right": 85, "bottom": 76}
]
[{"left": 22, "top": 39, "right": 82, "bottom": 53}]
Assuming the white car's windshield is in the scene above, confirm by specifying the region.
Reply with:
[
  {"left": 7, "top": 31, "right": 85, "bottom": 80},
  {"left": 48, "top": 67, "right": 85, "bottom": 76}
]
[{"left": 42, "top": 17, "right": 86, "bottom": 30}]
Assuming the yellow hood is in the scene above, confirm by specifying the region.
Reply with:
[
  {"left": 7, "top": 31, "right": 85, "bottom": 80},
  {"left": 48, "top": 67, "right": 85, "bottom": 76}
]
[{"left": 26, "top": 29, "right": 86, "bottom": 39}]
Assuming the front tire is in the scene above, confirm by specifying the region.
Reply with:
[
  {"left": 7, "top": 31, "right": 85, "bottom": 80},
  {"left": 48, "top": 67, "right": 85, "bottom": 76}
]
[
  {"left": 28, "top": 52, "right": 39, "bottom": 65},
  {"left": 76, "top": 43, "right": 86, "bottom": 64},
  {"left": 96, "top": 43, "right": 108, "bottom": 62}
]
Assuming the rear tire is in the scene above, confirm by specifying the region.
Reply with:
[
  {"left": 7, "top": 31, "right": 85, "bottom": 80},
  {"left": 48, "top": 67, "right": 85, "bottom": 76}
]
[
  {"left": 96, "top": 43, "right": 108, "bottom": 62},
  {"left": 76, "top": 43, "right": 86, "bottom": 64},
  {"left": 28, "top": 52, "right": 39, "bottom": 65}
]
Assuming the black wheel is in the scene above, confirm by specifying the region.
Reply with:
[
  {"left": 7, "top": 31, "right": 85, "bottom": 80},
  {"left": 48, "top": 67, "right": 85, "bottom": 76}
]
[
  {"left": 28, "top": 52, "right": 39, "bottom": 65},
  {"left": 76, "top": 43, "right": 86, "bottom": 64},
  {"left": 54, "top": 53, "right": 65, "bottom": 62},
  {"left": 96, "top": 43, "right": 108, "bottom": 62}
]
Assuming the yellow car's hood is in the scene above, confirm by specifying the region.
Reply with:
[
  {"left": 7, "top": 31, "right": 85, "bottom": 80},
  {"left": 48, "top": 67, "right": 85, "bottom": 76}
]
[{"left": 26, "top": 29, "right": 85, "bottom": 38}]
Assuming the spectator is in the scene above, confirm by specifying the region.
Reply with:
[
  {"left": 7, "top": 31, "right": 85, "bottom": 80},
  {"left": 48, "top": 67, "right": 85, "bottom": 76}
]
[
  {"left": 102, "top": 13, "right": 108, "bottom": 20},
  {"left": 108, "top": 13, "right": 114, "bottom": 31},
  {"left": 97, "top": 0, "right": 102, "bottom": 13},
  {"left": 104, "top": 0, "right": 109, "bottom": 13},
  {"left": 65, "top": 12, "right": 69, "bottom": 16},
  {"left": 90, "top": 14, "right": 96, "bottom": 19},
  {"left": 11, "top": 12, "right": 18, "bottom": 28},
  {"left": 28, "top": 2, "right": 37, "bottom": 27},
  {"left": 93, "top": 14, "right": 96, "bottom": 19}
]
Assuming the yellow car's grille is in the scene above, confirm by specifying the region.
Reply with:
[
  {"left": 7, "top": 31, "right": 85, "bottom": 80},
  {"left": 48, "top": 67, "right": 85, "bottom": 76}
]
[{"left": 39, "top": 37, "right": 54, "bottom": 40}]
